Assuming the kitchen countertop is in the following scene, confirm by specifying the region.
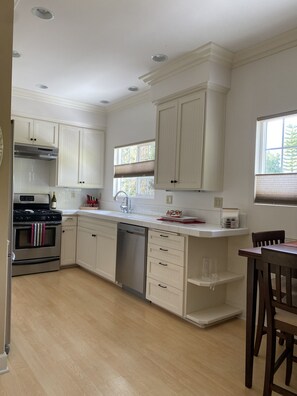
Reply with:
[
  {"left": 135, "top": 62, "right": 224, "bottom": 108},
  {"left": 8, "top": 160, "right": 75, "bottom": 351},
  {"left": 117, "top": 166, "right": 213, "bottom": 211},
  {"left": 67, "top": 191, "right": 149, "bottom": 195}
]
[{"left": 62, "top": 209, "right": 249, "bottom": 238}]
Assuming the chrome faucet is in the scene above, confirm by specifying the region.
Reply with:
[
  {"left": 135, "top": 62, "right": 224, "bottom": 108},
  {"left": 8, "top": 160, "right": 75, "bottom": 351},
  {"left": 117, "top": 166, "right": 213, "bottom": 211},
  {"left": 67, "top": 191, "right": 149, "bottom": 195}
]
[{"left": 113, "top": 190, "right": 131, "bottom": 213}]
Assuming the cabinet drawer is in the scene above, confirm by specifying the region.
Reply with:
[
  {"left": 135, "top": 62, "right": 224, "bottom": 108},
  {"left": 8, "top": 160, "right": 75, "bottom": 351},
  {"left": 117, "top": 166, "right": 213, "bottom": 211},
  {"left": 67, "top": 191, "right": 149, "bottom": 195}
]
[
  {"left": 147, "top": 257, "right": 184, "bottom": 290},
  {"left": 146, "top": 277, "right": 183, "bottom": 316},
  {"left": 148, "top": 243, "right": 184, "bottom": 267},
  {"left": 149, "top": 229, "right": 185, "bottom": 251},
  {"left": 62, "top": 215, "right": 77, "bottom": 226},
  {"left": 78, "top": 216, "right": 117, "bottom": 237}
]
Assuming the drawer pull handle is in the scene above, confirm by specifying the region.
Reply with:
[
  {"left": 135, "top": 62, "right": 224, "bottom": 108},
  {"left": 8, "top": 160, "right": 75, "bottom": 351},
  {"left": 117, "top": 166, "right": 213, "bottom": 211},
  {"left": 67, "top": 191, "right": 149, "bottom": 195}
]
[
  {"left": 92, "top": 234, "right": 96, "bottom": 237},
  {"left": 160, "top": 248, "right": 168, "bottom": 252},
  {"left": 158, "top": 284, "right": 167, "bottom": 289},
  {"left": 159, "top": 262, "right": 168, "bottom": 267},
  {"left": 160, "top": 234, "right": 169, "bottom": 238}
]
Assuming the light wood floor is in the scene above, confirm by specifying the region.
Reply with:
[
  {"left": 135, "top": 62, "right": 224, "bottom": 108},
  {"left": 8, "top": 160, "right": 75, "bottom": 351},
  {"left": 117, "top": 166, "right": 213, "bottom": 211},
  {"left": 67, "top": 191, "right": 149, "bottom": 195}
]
[{"left": 0, "top": 267, "right": 296, "bottom": 395}]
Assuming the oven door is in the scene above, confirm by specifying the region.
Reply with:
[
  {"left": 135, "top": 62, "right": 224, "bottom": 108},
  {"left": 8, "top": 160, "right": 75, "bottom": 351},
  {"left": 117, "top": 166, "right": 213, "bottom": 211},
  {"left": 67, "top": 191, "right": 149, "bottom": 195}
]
[{"left": 13, "top": 222, "right": 61, "bottom": 262}]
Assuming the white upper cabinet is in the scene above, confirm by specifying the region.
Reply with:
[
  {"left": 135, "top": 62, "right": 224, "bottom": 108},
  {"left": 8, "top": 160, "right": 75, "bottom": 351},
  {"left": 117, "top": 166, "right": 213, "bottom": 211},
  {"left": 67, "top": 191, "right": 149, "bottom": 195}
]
[
  {"left": 154, "top": 88, "right": 226, "bottom": 191},
  {"left": 13, "top": 116, "right": 58, "bottom": 147},
  {"left": 57, "top": 124, "right": 104, "bottom": 188}
]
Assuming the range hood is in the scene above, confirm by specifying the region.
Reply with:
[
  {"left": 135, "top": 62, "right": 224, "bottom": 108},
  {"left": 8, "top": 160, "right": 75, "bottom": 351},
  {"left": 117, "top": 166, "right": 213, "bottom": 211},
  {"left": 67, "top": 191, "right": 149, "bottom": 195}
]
[{"left": 14, "top": 143, "right": 58, "bottom": 160}]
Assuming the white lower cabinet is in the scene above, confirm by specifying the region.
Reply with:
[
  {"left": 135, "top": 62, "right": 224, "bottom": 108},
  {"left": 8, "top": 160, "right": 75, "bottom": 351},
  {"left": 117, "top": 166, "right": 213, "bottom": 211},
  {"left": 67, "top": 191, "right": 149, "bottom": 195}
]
[
  {"left": 61, "top": 216, "right": 77, "bottom": 267},
  {"left": 185, "top": 236, "right": 244, "bottom": 327},
  {"left": 146, "top": 229, "right": 185, "bottom": 316},
  {"left": 76, "top": 216, "right": 117, "bottom": 282}
]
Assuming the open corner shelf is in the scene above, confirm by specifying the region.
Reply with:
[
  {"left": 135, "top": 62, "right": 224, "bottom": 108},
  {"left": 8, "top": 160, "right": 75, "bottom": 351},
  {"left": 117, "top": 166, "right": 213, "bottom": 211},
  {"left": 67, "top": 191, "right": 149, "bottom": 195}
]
[
  {"left": 186, "top": 304, "right": 242, "bottom": 328},
  {"left": 187, "top": 271, "right": 244, "bottom": 288}
]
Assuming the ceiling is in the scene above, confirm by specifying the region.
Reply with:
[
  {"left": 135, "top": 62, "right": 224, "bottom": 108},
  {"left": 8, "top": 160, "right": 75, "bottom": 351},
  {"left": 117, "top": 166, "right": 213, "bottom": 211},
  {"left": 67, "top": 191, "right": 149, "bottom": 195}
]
[{"left": 12, "top": 0, "right": 297, "bottom": 108}]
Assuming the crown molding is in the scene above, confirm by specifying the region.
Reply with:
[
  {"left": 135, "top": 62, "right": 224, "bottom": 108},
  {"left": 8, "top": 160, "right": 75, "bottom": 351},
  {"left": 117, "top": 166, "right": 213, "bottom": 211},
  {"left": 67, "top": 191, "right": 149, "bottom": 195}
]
[
  {"left": 140, "top": 42, "right": 234, "bottom": 86},
  {"left": 233, "top": 27, "right": 297, "bottom": 68},
  {"left": 106, "top": 89, "right": 152, "bottom": 113},
  {"left": 12, "top": 87, "right": 106, "bottom": 114},
  {"left": 153, "top": 81, "right": 229, "bottom": 105}
]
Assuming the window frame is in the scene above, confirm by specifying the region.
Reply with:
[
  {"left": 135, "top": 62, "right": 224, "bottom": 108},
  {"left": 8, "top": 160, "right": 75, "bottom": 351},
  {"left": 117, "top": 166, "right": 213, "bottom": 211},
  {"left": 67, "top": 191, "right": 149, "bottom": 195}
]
[
  {"left": 255, "top": 110, "right": 297, "bottom": 206},
  {"left": 113, "top": 139, "right": 155, "bottom": 199}
]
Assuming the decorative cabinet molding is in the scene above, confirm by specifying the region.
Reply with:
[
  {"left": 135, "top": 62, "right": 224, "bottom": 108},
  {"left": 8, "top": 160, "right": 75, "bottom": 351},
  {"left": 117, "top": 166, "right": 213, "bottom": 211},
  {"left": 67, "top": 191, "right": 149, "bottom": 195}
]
[
  {"left": 13, "top": 116, "right": 58, "bottom": 147},
  {"left": 154, "top": 87, "right": 226, "bottom": 191}
]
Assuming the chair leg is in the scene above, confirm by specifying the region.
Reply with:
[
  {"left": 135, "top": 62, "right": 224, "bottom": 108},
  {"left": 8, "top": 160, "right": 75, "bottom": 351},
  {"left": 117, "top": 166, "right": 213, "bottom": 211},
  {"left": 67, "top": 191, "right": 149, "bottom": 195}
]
[
  {"left": 285, "top": 334, "right": 294, "bottom": 386},
  {"left": 255, "top": 272, "right": 266, "bottom": 356},
  {"left": 263, "top": 327, "right": 276, "bottom": 396}
]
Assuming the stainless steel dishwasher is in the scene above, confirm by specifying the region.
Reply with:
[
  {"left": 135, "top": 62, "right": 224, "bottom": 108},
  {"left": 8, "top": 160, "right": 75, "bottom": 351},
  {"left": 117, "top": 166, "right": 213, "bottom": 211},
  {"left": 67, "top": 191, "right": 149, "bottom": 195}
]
[{"left": 116, "top": 222, "right": 148, "bottom": 299}]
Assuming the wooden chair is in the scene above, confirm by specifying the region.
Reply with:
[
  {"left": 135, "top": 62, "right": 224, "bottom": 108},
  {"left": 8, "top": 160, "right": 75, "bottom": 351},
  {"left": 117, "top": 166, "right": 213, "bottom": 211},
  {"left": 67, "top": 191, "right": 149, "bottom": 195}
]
[
  {"left": 252, "top": 230, "right": 285, "bottom": 356},
  {"left": 262, "top": 247, "right": 297, "bottom": 396}
]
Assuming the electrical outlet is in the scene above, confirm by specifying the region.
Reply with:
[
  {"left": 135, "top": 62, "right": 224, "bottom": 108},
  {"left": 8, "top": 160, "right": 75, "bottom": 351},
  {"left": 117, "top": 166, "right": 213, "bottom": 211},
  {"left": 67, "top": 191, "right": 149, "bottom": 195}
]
[
  {"left": 214, "top": 197, "right": 223, "bottom": 208},
  {"left": 166, "top": 195, "right": 173, "bottom": 204}
]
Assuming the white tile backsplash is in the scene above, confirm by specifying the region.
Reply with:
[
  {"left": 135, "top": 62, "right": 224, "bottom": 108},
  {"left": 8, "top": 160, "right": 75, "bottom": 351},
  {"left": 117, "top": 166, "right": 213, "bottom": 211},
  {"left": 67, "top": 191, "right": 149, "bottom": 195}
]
[{"left": 14, "top": 157, "right": 101, "bottom": 209}]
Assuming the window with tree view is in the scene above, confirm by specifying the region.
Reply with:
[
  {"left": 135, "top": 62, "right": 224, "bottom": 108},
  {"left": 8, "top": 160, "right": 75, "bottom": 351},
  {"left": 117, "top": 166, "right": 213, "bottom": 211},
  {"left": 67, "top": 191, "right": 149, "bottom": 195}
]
[
  {"left": 113, "top": 140, "right": 155, "bottom": 198},
  {"left": 255, "top": 111, "right": 297, "bottom": 205}
]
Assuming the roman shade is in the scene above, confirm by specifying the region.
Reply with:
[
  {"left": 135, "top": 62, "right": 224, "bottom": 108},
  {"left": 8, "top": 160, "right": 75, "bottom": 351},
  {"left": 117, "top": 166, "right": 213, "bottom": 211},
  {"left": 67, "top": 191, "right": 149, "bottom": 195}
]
[
  {"left": 114, "top": 160, "right": 154, "bottom": 178},
  {"left": 255, "top": 173, "right": 297, "bottom": 205}
]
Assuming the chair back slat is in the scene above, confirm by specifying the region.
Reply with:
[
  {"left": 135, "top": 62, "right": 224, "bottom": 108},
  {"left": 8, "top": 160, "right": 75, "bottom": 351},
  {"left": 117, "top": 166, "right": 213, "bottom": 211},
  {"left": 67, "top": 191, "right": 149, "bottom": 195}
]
[{"left": 252, "top": 230, "right": 285, "bottom": 248}]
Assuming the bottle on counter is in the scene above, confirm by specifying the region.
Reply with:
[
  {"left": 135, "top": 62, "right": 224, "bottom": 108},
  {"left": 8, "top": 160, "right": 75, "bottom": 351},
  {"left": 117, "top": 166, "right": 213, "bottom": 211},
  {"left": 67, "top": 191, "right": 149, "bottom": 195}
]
[{"left": 51, "top": 192, "right": 57, "bottom": 209}]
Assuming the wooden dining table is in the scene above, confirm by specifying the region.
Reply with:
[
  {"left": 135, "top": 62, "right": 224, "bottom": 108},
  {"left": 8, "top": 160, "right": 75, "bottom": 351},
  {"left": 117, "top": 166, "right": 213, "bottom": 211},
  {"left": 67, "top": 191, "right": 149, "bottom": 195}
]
[{"left": 238, "top": 242, "right": 297, "bottom": 388}]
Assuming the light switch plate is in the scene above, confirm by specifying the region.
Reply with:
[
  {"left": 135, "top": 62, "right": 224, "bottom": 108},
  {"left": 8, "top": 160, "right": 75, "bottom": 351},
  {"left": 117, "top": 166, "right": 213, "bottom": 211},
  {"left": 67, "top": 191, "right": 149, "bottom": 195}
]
[
  {"left": 166, "top": 195, "right": 173, "bottom": 204},
  {"left": 214, "top": 197, "right": 223, "bottom": 208}
]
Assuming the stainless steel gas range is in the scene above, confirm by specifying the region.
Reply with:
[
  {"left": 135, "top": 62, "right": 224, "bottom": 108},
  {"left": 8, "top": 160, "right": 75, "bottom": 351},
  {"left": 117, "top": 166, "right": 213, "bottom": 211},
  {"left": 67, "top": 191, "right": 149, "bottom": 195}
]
[{"left": 12, "top": 193, "right": 62, "bottom": 276}]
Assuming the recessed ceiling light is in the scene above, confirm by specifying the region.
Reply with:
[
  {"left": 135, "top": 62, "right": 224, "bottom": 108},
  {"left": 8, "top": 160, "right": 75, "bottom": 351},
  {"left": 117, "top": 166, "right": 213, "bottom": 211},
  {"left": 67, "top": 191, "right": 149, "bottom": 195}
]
[
  {"left": 100, "top": 100, "right": 110, "bottom": 104},
  {"left": 128, "top": 86, "right": 139, "bottom": 92},
  {"left": 12, "top": 50, "right": 21, "bottom": 58},
  {"left": 151, "top": 54, "right": 168, "bottom": 63},
  {"left": 36, "top": 84, "right": 48, "bottom": 90},
  {"left": 31, "top": 7, "right": 54, "bottom": 20}
]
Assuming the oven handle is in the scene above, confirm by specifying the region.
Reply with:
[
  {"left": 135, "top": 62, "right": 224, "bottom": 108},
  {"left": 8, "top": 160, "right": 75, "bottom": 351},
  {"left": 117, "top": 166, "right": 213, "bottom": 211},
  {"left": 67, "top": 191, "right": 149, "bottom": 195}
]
[
  {"left": 13, "top": 222, "right": 61, "bottom": 227},
  {"left": 13, "top": 257, "right": 60, "bottom": 265}
]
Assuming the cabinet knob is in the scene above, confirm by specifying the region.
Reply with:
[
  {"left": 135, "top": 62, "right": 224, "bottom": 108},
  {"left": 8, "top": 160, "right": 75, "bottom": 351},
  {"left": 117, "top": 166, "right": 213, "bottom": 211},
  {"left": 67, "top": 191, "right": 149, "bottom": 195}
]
[
  {"left": 62, "top": 230, "right": 65, "bottom": 233},
  {"left": 170, "top": 180, "right": 174, "bottom": 183},
  {"left": 34, "top": 138, "right": 37, "bottom": 141},
  {"left": 92, "top": 234, "right": 96, "bottom": 237},
  {"left": 30, "top": 138, "right": 33, "bottom": 141}
]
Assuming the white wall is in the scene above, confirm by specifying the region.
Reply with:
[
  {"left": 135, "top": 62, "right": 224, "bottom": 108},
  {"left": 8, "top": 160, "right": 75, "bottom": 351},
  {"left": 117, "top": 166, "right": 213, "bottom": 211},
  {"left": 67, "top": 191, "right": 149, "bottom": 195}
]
[{"left": 225, "top": 47, "right": 297, "bottom": 239}]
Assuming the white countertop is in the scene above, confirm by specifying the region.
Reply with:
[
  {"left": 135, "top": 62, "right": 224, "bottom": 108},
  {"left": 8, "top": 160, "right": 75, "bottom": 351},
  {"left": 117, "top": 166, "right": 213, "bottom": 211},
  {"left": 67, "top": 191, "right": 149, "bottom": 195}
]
[{"left": 62, "top": 209, "right": 248, "bottom": 238}]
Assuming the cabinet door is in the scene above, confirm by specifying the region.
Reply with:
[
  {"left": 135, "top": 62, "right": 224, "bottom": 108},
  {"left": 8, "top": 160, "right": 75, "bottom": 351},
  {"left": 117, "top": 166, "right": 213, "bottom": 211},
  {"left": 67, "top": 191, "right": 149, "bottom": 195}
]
[
  {"left": 57, "top": 124, "right": 80, "bottom": 187},
  {"left": 95, "top": 232, "right": 116, "bottom": 282},
  {"left": 154, "top": 100, "right": 178, "bottom": 189},
  {"left": 79, "top": 128, "right": 104, "bottom": 188},
  {"left": 76, "top": 227, "right": 97, "bottom": 271},
  {"left": 34, "top": 120, "right": 58, "bottom": 147},
  {"left": 13, "top": 116, "right": 34, "bottom": 144},
  {"left": 61, "top": 226, "right": 77, "bottom": 267},
  {"left": 176, "top": 91, "right": 205, "bottom": 189}
]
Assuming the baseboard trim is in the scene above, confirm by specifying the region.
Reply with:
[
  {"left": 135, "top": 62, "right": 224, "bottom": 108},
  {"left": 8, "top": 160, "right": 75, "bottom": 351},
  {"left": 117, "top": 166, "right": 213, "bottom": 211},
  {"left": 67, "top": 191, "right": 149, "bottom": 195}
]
[{"left": 0, "top": 352, "right": 9, "bottom": 374}]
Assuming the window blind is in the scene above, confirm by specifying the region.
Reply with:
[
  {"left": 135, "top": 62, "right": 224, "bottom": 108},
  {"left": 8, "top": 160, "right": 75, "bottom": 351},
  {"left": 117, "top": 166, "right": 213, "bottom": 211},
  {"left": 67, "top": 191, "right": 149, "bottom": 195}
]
[
  {"left": 114, "top": 160, "right": 154, "bottom": 178},
  {"left": 255, "top": 173, "right": 297, "bottom": 205}
]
